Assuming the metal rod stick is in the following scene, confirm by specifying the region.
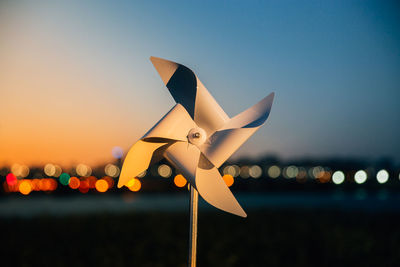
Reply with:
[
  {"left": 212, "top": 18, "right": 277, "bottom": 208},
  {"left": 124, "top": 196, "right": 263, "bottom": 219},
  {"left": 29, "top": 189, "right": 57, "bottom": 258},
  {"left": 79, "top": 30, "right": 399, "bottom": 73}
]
[{"left": 188, "top": 185, "right": 198, "bottom": 267}]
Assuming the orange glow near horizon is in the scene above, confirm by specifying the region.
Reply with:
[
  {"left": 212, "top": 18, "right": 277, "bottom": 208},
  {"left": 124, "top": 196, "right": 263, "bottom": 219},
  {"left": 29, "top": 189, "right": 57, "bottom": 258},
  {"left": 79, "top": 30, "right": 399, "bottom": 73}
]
[{"left": 0, "top": 43, "right": 145, "bottom": 168}]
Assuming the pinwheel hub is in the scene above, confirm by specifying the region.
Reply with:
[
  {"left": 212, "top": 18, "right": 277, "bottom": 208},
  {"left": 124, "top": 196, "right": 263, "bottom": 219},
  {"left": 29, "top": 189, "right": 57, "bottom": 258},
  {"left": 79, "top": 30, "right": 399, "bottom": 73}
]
[{"left": 187, "top": 127, "right": 207, "bottom": 146}]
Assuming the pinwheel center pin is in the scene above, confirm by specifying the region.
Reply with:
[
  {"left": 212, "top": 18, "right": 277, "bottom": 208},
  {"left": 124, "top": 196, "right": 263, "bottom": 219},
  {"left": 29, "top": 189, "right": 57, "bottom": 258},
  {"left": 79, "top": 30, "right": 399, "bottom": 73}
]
[{"left": 187, "top": 127, "right": 207, "bottom": 146}]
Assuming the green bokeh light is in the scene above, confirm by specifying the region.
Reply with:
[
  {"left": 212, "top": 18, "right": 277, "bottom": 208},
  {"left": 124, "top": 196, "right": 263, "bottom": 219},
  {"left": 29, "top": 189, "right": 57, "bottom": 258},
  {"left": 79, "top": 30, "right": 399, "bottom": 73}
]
[{"left": 59, "top": 173, "right": 70, "bottom": 186}]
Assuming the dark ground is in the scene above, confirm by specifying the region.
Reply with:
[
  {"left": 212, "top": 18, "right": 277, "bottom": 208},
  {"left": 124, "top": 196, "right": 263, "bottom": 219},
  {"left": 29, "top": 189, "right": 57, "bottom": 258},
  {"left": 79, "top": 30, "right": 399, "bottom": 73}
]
[{"left": 1, "top": 209, "right": 400, "bottom": 267}]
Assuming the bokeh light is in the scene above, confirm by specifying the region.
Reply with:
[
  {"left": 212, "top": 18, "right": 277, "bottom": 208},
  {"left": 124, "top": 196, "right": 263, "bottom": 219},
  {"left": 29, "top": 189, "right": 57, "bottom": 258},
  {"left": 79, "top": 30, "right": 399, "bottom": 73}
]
[
  {"left": 127, "top": 178, "right": 141, "bottom": 192},
  {"left": 31, "top": 179, "right": 40, "bottom": 191},
  {"left": 105, "top": 164, "right": 120, "bottom": 177},
  {"left": 54, "top": 165, "right": 62, "bottom": 177},
  {"left": 11, "top": 164, "right": 30, "bottom": 178},
  {"left": 267, "top": 166, "right": 281, "bottom": 178},
  {"left": 19, "top": 180, "right": 32, "bottom": 195},
  {"left": 223, "top": 165, "right": 239, "bottom": 177},
  {"left": 112, "top": 146, "right": 124, "bottom": 159},
  {"left": 137, "top": 170, "right": 146, "bottom": 178},
  {"left": 296, "top": 167, "right": 307, "bottom": 183},
  {"left": 44, "top": 163, "right": 56, "bottom": 176},
  {"left": 95, "top": 179, "right": 109, "bottom": 193},
  {"left": 317, "top": 171, "right": 331, "bottom": 183},
  {"left": 174, "top": 174, "right": 187, "bottom": 187},
  {"left": 376, "top": 169, "right": 389, "bottom": 184},
  {"left": 354, "top": 170, "right": 367, "bottom": 184},
  {"left": 40, "top": 179, "right": 51, "bottom": 191},
  {"left": 284, "top": 165, "right": 298, "bottom": 179},
  {"left": 87, "top": 176, "right": 98, "bottom": 188},
  {"left": 158, "top": 164, "right": 172, "bottom": 178},
  {"left": 79, "top": 179, "right": 90, "bottom": 193},
  {"left": 6, "top": 173, "right": 17, "bottom": 186},
  {"left": 332, "top": 171, "right": 345, "bottom": 185},
  {"left": 76, "top": 164, "right": 92, "bottom": 177},
  {"left": 59, "top": 173, "right": 71, "bottom": 186},
  {"left": 311, "top": 166, "right": 325, "bottom": 179},
  {"left": 49, "top": 179, "right": 58, "bottom": 191},
  {"left": 69, "top": 177, "right": 80, "bottom": 189},
  {"left": 249, "top": 165, "right": 262, "bottom": 178},
  {"left": 239, "top": 166, "right": 250, "bottom": 179},
  {"left": 222, "top": 174, "right": 234, "bottom": 187},
  {"left": 103, "top": 176, "right": 114, "bottom": 188}
]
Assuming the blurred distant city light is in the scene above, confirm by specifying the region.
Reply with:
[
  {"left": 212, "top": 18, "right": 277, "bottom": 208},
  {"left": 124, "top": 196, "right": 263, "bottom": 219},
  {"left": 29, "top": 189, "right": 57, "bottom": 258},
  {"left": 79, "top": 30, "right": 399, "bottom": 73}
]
[
  {"left": 76, "top": 164, "right": 92, "bottom": 177},
  {"left": 68, "top": 177, "right": 80, "bottom": 189},
  {"left": 126, "top": 178, "right": 141, "bottom": 192},
  {"left": 232, "top": 165, "right": 240, "bottom": 177},
  {"left": 222, "top": 174, "right": 234, "bottom": 187},
  {"left": 376, "top": 170, "right": 389, "bottom": 184},
  {"left": 249, "top": 165, "right": 262, "bottom": 178},
  {"left": 285, "top": 165, "right": 298, "bottom": 179},
  {"left": 105, "top": 164, "right": 120, "bottom": 177},
  {"left": 6, "top": 173, "right": 17, "bottom": 186},
  {"left": 239, "top": 166, "right": 250, "bottom": 179},
  {"left": 223, "top": 165, "right": 239, "bottom": 177},
  {"left": 3, "top": 160, "right": 400, "bottom": 197},
  {"left": 158, "top": 164, "right": 172, "bottom": 178},
  {"left": 354, "top": 170, "right": 367, "bottom": 184},
  {"left": 103, "top": 176, "right": 114, "bottom": 188},
  {"left": 267, "top": 165, "right": 281, "bottom": 178},
  {"left": 174, "top": 174, "right": 187, "bottom": 187},
  {"left": 95, "top": 179, "right": 109, "bottom": 193},
  {"left": 54, "top": 165, "right": 62, "bottom": 177},
  {"left": 19, "top": 180, "right": 32, "bottom": 195},
  {"left": 311, "top": 166, "right": 324, "bottom": 179},
  {"left": 137, "top": 170, "right": 146, "bottom": 178},
  {"left": 79, "top": 179, "right": 90, "bottom": 193},
  {"left": 332, "top": 171, "right": 345, "bottom": 185},
  {"left": 44, "top": 163, "right": 56, "bottom": 177},
  {"left": 87, "top": 176, "right": 97, "bottom": 189},
  {"left": 11, "top": 164, "right": 29, "bottom": 178},
  {"left": 59, "top": 173, "right": 71, "bottom": 186},
  {"left": 295, "top": 167, "right": 307, "bottom": 183},
  {"left": 112, "top": 146, "right": 124, "bottom": 159}
]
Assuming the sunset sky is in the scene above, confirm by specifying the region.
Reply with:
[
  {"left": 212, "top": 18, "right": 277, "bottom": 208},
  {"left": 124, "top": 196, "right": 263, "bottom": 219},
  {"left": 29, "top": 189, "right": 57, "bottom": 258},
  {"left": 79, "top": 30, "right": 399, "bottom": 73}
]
[{"left": 1, "top": 0, "right": 399, "bottom": 167}]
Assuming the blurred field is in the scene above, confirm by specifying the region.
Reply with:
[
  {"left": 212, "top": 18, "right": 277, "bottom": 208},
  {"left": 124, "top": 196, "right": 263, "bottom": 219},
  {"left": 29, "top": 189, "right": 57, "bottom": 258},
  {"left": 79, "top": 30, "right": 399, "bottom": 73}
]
[{"left": 1, "top": 208, "right": 399, "bottom": 267}]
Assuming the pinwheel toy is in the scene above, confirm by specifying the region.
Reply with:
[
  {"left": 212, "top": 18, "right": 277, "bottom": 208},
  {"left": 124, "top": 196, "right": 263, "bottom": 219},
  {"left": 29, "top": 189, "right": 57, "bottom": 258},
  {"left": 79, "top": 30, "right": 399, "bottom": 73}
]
[{"left": 117, "top": 56, "right": 274, "bottom": 266}]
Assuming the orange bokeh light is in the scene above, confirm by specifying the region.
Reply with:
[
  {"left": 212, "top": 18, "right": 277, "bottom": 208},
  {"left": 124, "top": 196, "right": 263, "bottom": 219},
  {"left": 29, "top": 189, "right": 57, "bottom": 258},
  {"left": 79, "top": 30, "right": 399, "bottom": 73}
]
[
  {"left": 223, "top": 174, "right": 234, "bottom": 187},
  {"left": 40, "top": 179, "right": 51, "bottom": 191},
  {"left": 102, "top": 176, "right": 114, "bottom": 188},
  {"left": 87, "top": 176, "right": 97, "bottom": 188},
  {"left": 95, "top": 179, "right": 108, "bottom": 193},
  {"left": 174, "top": 174, "right": 187, "bottom": 188},
  {"left": 69, "top": 177, "right": 80, "bottom": 189},
  {"left": 19, "top": 180, "right": 32, "bottom": 195},
  {"left": 127, "top": 178, "right": 141, "bottom": 192},
  {"left": 79, "top": 179, "right": 90, "bottom": 193},
  {"left": 48, "top": 178, "right": 58, "bottom": 191},
  {"left": 31, "top": 179, "right": 40, "bottom": 191}
]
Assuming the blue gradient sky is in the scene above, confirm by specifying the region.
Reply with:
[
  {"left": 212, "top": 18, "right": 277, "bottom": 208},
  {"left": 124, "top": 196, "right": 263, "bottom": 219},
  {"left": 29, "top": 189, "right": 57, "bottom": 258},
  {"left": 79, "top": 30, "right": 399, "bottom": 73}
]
[{"left": 1, "top": 0, "right": 399, "bottom": 166}]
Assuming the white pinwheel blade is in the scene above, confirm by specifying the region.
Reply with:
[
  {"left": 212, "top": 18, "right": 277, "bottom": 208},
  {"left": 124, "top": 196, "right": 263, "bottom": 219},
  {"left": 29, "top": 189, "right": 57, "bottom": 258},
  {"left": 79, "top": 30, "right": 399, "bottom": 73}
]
[
  {"left": 201, "top": 93, "right": 275, "bottom": 168},
  {"left": 163, "top": 142, "right": 200, "bottom": 186},
  {"left": 196, "top": 155, "right": 246, "bottom": 217},
  {"left": 150, "top": 56, "right": 229, "bottom": 136},
  {"left": 143, "top": 103, "right": 196, "bottom": 142},
  {"left": 163, "top": 142, "right": 246, "bottom": 217},
  {"left": 118, "top": 140, "right": 168, "bottom": 188}
]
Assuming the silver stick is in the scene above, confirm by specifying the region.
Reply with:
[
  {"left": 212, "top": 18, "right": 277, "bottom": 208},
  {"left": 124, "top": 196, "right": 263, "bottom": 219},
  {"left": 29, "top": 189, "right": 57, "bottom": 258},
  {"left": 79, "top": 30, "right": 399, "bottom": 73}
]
[{"left": 188, "top": 185, "right": 198, "bottom": 267}]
